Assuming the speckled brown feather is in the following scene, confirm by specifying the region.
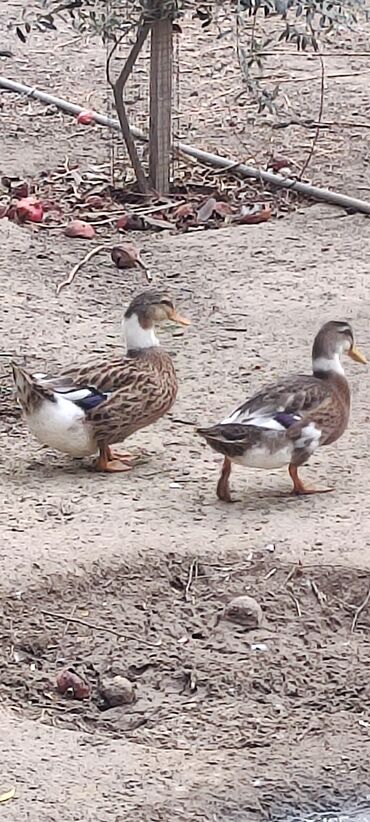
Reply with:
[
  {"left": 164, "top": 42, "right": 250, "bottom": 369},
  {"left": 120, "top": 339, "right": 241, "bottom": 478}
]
[
  {"left": 12, "top": 363, "right": 56, "bottom": 414},
  {"left": 41, "top": 348, "right": 177, "bottom": 448}
]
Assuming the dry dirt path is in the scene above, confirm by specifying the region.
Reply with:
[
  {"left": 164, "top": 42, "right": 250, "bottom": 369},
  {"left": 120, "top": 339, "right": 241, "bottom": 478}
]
[{"left": 0, "top": 3, "right": 370, "bottom": 820}]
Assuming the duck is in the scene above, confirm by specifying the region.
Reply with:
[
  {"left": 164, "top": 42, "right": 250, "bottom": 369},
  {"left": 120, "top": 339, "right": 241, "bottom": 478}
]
[
  {"left": 12, "top": 288, "right": 190, "bottom": 472},
  {"left": 197, "top": 321, "right": 366, "bottom": 500}
]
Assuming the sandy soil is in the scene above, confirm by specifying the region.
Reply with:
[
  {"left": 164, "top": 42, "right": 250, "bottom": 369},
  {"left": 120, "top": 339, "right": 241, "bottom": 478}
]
[{"left": 0, "top": 2, "right": 370, "bottom": 820}]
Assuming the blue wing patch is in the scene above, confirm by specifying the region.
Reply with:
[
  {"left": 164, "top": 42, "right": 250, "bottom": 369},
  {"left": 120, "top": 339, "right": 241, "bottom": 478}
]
[{"left": 274, "top": 412, "right": 301, "bottom": 429}]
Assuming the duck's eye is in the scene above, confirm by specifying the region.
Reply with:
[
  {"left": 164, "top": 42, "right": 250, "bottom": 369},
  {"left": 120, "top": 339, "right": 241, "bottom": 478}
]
[{"left": 337, "top": 323, "right": 352, "bottom": 336}]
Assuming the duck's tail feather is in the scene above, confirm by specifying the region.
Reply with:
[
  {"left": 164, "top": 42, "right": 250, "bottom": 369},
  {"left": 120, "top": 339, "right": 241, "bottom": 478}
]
[
  {"left": 197, "top": 423, "right": 255, "bottom": 458},
  {"left": 11, "top": 362, "right": 56, "bottom": 413}
]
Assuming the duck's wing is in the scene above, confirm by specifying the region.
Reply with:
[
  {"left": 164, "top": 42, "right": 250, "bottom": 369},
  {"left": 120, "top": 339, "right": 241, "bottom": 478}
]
[
  {"left": 222, "top": 374, "right": 334, "bottom": 429},
  {"left": 197, "top": 375, "right": 337, "bottom": 456},
  {"left": 37, "top": 355, "right": 176, "bottom": 443},
  {"left": 36, "top": 356, "right": 158, "bottom": 413}
]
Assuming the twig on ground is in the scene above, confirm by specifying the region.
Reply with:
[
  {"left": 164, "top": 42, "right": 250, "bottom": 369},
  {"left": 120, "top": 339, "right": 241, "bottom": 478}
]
[
  {"left": 41, "top": 609, "right": 159, "bottom": 647},
  {"left": 299, "top": 53, "right": 325, "bottom": 180},
  {"left": 56, "top": 245, "right": 108, "bottom": 295},
  {"left": 185, "top": 558, "right": 199, "bottom": 601},
  {"left": 351, "top": 588, "right": 370, "bottom": 633},
  {"left": 310, "top": 579, "right": 327, "bottom": 605},
  {"left": 288, "top": 591, "right": 302, "bottom": 617}
]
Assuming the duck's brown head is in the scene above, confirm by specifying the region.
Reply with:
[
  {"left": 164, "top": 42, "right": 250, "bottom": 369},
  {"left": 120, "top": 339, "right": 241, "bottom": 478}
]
[
  {"left": 312, "top": 321, "right": 367, "bottom": 376},
  {"left": 123, "top": 289, "right": 190, "bottom": 351}
]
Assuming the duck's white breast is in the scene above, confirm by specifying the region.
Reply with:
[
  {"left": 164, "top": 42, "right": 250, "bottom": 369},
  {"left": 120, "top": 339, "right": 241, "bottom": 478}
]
[
  {"left": 232, "top": 442, "right": 294, "bottom": 470},
  {"left": 26, "top": 395, "right": 96, "bottom": 457}
]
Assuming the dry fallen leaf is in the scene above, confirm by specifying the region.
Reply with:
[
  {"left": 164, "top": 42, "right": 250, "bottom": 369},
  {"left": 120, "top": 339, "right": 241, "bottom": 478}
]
[
  {"left": 12, "top": 182, "right": 30, "bottom": 199},
  {"left": 111, "top": 243, "right": 146, "bottom": 270},
  {"left": 64, "top": 219, "right": 96, "bottom": 239},
  {"left": 14, "top": 196, "right": 44, "bottom": 223},
  {"left": 213, "top": 201, "right": 233, "bottom": 217},
  {"left": 77, "top": 110, "right": 95, "bottom": 125},
  {"left": 56, "top": 668, "right": 90, "bottom": 700},
  {"left": 116, "top": 213, "right": 146, "bottom": 232},
  {"left": 267, "top": 154, "right": 292, "bottom": 173},
  {"left": 173, "top": 203, "right": 195, "bottom": 221},
  {"left": 237, "top": 203, "right": 272, "bottom": 225},
  {"left": 142, "top": 214, "right": 173, "bottom": 231},
  {"left": 0, "top": 787, "right": 16, "bottom": 803},
  {"left": 83, "top": 194, "right": 107, "bottom": 210}
]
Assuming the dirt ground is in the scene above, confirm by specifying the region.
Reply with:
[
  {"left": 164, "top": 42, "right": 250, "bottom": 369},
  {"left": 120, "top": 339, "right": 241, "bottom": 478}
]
[{"left": 0, "top": 3, "right": 370, "bottom": 821}]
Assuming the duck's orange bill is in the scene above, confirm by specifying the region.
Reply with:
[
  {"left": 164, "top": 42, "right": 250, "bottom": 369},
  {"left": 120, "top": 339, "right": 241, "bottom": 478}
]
[
  {"left": 170, "top": 310, "right": 191, "bottom": 326},
  {"left": 349, "top": 345, "right": 367, "bottom": 364}
]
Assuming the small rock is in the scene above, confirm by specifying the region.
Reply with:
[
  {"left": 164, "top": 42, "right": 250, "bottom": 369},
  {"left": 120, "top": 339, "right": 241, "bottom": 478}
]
[
  {"left": 223, "top": 595, "right": 263, "bottom": 629},
  {"left": 98, "top": 675, "right": 136, "bottom": 708}
]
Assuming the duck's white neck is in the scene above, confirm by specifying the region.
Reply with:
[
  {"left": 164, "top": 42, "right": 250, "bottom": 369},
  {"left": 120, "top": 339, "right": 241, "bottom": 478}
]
[
  {"left": 313, "top": 354, "right": 345, "bottom": 377},
  {"left": 123, "top": 313, "right": 159, "bottom": 351}
]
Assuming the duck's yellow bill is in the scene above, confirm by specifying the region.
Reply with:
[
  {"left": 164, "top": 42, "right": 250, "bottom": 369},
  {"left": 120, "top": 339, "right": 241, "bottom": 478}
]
[
  {"left": 170, "top": 310, "right": 191, "bottom": 327},
  {"left": 348, "top": 345, "right": 367, "bottom": 364}
]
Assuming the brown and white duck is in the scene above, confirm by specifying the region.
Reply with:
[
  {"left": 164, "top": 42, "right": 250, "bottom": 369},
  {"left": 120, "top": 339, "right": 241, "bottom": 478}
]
[
  {"left": 197, "top": 321, "right": 366, "bottom": 500},
  {"left": 12, "top": 289, "right": 190, "bottom": 472}
]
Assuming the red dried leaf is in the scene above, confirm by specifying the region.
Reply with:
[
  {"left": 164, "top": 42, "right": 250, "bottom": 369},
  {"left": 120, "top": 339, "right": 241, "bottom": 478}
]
[
  {"left": 64, "top": 219, "right": 96, "bottom": 239},
  {"left": 238, "top": 204, "right": 272, "bottom": 225},
  {"left": 267, "top": 155, "right": 292, "bottom": 173},
  {"left": 12, "top": 182, "right": 30, "bottom": 200},
  {"left": 213, "top": 201, "right": 233, "bottom": 218},
  {"left": 116, "top": 213, "right": 146, "bottom": 232},
  {"left": 111, "top": 243, "right": 143, "bottom": 269},
  {"left": 84, "top": 195, "right": 106, "bottom": 209},
  {"left": 56, "top": 669, "right": 90, "bottom": 700},
  {"left": 15, "top": 196, "right": 44, "bottom": 223},
  {"left": 42, "top": 199, "right": 62, "bottom": 214},
  {"left": 173, "top": 203, "right": 195, "bottom": 221},
  {"left": 6, "top": 205, "right": 17, "bottom": 221},
  {"left": 77, "top": 110, "right": 95, "bottom": 125}
]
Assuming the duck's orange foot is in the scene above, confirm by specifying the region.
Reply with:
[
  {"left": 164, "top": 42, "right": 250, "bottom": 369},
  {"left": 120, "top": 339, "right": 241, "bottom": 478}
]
[
  {"left": 289, "top": 464, "right": 334, "bottom": 496},
  {"left": 96, "top": 448, "right": 134, "bottom": 473},
  {"left": 107, "top": 447, "right": 149, "bottom": 465},
  {"left": 108, "top": 448, "right": 136, "bottom": 462}
]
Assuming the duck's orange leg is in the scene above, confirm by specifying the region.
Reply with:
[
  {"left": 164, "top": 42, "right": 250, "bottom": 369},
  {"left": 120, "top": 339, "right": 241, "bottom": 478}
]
[
  {"left": 289, "top": 464, "right": 334, "bottom": 496},
  {"left": 217, "top": 456, "right": 233, "bottom": 502}
]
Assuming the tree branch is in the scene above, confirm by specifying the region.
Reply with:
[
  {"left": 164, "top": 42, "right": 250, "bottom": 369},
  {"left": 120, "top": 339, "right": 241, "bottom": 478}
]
[
  {"left": 107, "top": 23, "right": 151, "bottom": 194},
  {"left": 299, "top": 53, "right": 325, "bottom": 180}
]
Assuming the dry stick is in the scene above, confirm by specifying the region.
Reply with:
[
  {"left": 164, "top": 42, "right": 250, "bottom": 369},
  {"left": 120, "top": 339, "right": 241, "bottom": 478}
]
[
  {"left": 2, "top": 77, "right": 370, "bottom": 215},
  {"left": 299, "top": 54, "right": 325, "bottom": 180},
  {"left": 56, "top": 245, "right": 108, "bottom": 295},
  {"left": 57, "top": 245, "right": 151, "bottom": 294},
  {"left": 275, "top": 118, "right": 370, "bottom": 131},
  {"left": 41, "top": 609, "right": 159, "bottom": 647},
  {"left": 351, "top": 588, "right": 370, "bottom": 633}
]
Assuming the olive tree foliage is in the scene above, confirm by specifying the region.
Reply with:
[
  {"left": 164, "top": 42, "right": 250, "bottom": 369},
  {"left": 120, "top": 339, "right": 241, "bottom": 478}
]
[{"left": 15, "top": 0, "right": 368, "bottom": 114}]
